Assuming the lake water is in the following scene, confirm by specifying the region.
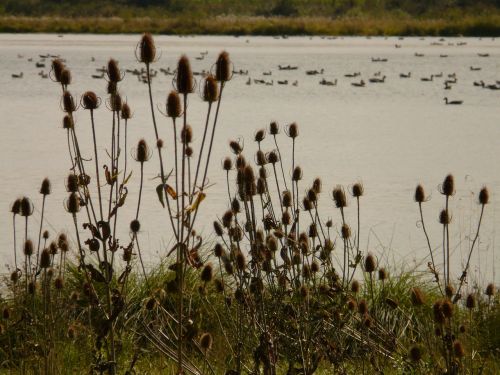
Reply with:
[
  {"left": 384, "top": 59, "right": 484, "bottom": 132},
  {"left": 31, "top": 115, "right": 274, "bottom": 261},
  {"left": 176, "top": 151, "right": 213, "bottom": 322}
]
[{"left": 0, "top": 34, "right": 499, "bottom": 286}]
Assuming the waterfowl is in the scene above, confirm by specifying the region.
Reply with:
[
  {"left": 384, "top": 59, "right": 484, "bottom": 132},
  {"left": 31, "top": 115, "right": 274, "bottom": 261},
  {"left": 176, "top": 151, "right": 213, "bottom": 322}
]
[
  {"left": 394, "top": 44, "right": 402, "bottom": 48},
  {"left": 263, "top": 71, "right": 272, "bottom": 76},
  {"left": 478, "top": 53, "right": 490, "bottom": 57},
  {"left": 351, "top": 80, "right": 365, "bottom": 87},
  {"left": 35, "top": 62, "right": 45, "bottom": 68},
  {"left": 414, "top": 53, "right": 425, "bottom": 57},
  {"left": 447, "top": 73, "right": 456, "bottom": 79},
  {"left": 440, "top": 54, "right": 448, "bottom": 58},
  {"left": 444, "top": 78, "right": 457, "bottom": 85},
  {"left": 371, "top": 57, "right": 388, "bottom": 62},
  {"left": 444, "top": 97, "right": 463, "bottom": 105},
  {"left": 265, "top": 80, "right": 274, "bottom": 86},
  {"left": 344, "top": 72, "right": 360, "bottom": 78},
  {"left": 485, "top": 83, "right": 500, "bottom": 90},
  {"left": 470, "top": 66, "right": 481, "bottom": 71},
  {"left": 278, "top": 65, "right": 298, "bottom": 70},
  {"left": 374, "top": 71, "right": 381, "bottom": 77},
  {"left": 421, "top": 75, "right": 434, "bottom": 82},
  {"left": 434, "top": 72, "right": 443, "bottom": 78},
  {"left": 246, "top": 77, "right": 251, "bottom": 85},
  {"left": 254, "top": 79, "right": 265, "bottom": 84},
  {"left": 306, "top": 69, "right": 324, "bottom": 75},
  {"left": 369, "top": 76, "right": 386, "bottom": 83},
  {"left": 277, "top": 80, "right": 288, "bottom": 85},
  {"left": 444, "top": 82, "right": 452, "bottom": 90},
  {"left": 292, "top": 80, "right": 298, "bottom": 86},
  {"left": 473, "top": 80, "right": 484, "bottom": 87},
  {"left": 399, "top": 72, "right": 411, "bottom": 78},
  {"left": 11, "top": 72, "right": 23, "bottom": 78},
  {"left": 319, "top": 78, "right": 337, "bottom": 86}
]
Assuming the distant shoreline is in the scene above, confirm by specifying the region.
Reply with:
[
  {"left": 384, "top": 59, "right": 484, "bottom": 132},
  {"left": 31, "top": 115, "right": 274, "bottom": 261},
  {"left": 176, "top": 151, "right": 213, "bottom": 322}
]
[{"left": 1, "top": 15, "right": 500, "bottom": 36}]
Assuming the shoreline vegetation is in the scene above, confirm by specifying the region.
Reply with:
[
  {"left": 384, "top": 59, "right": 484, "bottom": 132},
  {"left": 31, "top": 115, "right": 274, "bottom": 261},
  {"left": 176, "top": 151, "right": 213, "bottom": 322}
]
[{"left": 2, "top": 14, "right": 500, "bottom": 36}]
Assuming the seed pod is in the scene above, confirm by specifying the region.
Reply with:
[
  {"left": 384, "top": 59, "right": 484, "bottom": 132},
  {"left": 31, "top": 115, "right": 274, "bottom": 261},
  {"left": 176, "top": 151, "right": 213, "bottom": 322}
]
[
  {"left": 37, "top": 178, "right": 51, "bottom": 196},
  {"left": 130, "top": 219, "right": 140, "bottom": 233},
  {"left": 43, "top": 230, "right": 49, "bottom": 240},
  {"left": 107, "top": 59, "right": 121, "bottom": 83},
  {"left": 54, "top": 277, "right": 64, "bottom": 290},
  {"left": 28, "top": 281, "right": 36, "bottom": 295},
  {"left": 49, "top": 241, "right": 58, "bottom": 255},
  {"left": 213, "top": 243, "right": 224, "bottom": 258},
  {"left": 231, "top": 198, "right": 240, "bottom": 213},
  {"left": 176, "top": 55, "right": 194, "bottom": 94},
  {"left": 364, "top": 254, "right": 376, "bottom": 273},
  {"left": 256, "top": 150, "right": 267, "bottom": 166},
  {"left": 135, "top": 139, "right": 150, "bottom": 163},
  {"left": 39, "top": 249, "right": 51, "bottom": 268},
  {"left": 201, "top": 263, "right": 213, "bottom": 283},
  {"left": 139, "top": 33, "right": 156, "bottom": 64},
  {"left": 214, "top": 278, "right": 224, "bottom": 293},
  {"left": 307, "top": 188, "right": 317, "bottom": 203},
  {"left": 166, "top": 91, "right": 182, "bottom": 118},
  {"left": 363, "top": 314, "right": 372, "bottom": 328},
  {"left": 203, "top": 75, "right": 219, "bottom": 102},
  {"left": 222, "top": 157, "right": 232, "bottom": 171},
  {"left": 439, "top": 209, "right": 451, "bottom": 225},
  {"left": 107, "top": 81, "right": 117, "bottom": 95},
  {"left": 351, "top": 182, "right": 364, "bottom": 198},
  {"left": 311, "top": 261, "right": 319, "bottom": 273},
  {"left": 66, "top": 192, "right": 80, "bottom": 214},
  {"left": 200, "top": 332, "right": 213, "bottom": 351},
  {"left": 62, "top": 115, "right": 73, "bottom": 129},
  {"left": 66, "top": 174, "right": 79, "bottom": 192},
  {"left": 409, "top": 345, "right": 422, "bottom": 362},
  {"left": 351, "top": 280, "right": 360, "bottom": 294},
  {"left": 62, "top": 91, "right": 76, "bottom": 113},
  {"left": 282, "top": 190, "right": 292, "bottom": 207},
  {"left": 453, "top": 340, "right": 465, "bottom": 358},
  {"left": 222, "top": 210, "right": 233, "bottom": 228},
  {"left": 121, "top": 102, "right": 131, "bottom": 119},
  {"left": 486, "top": 283, "right": 495, "bottom": 297},
  {"left": 410, "top": 287, "right": 425, "bottom": 306},
  {"left": 81, "top": 91, "right": 99, "bottom": 110},
  {"left": 60, "top": 69, "right": 72, "bottom": 86},
  {"left": 465, "top": 294, "right": 475, "bottom": 309},
  {"left": 341, "top": 224, "right": 351, "bottom": 239},
  {"left": 10, "top": 271, "right": 19, "bottom": 284},
  {"left": 254, "top": 129, "right": 266, "bottom": 143},
  {"left": 445, "top": 285, "right": 455, "bottom": 298},
  {"left": 267, "top": 150, "right": 279, "bottom": 164},
  {"left": 358, "top": 299, "right": 368, "bottom": 315},
  {"left": 213, "top": 221, "right": 223, "bottom": 236},
  {"left": 235, "top": 155, "right": 246, "bottom": 169},
  {"left": 414, "top": 184, "right": 425, "bottom": 203},
  {"left": 292, "top": 166, "right": 302, "bottom": 181},
  {"left": 441, "top": 174, "right": 455, "bottom": 196},
  {"left": 479, "top": 187, "right": 489, "bottom": 205},
  {"left": 145, "top": 297, "right": 156, "bottom": 311},
  {"left": 300, "top": 284, "right": 309, "bottom": 299},
  {"left": 442, "top": 299, "right": 453, "bottom": 318},
  {"left": 11, "top": 198, "right": 22, "bottom": 215},
  {"left": 51, "top": 59, "right": 65, "bottom": 82},
  {"left": 378, "top": 268, "right": 387, "bottom": 280},
  {"left": 235, "top": 251, "right": 246, "bottom": 271},
  {"left": 332, "top": 186, "right": 347, "bottom": 208},
  {"left": 215, "top": 51, "right": 231, "bottom": 82},
  {"left": 224, "top": 260, "right": 234, "bottom": 275},
  {"left": 282, "top": 211, "right": 291, "bottom": 226},
  {"left": 109, "top": 93, "right": 122, "bottom": 112},
  {"left": 180, "top": 125, "right": 193, "bottom": 144},
  {"left": 24, "top": 239, "right": 34, "bottom": 256},
  {"left": 286, "top": 123, "right": 298, "bottom": 138},
  {"left": 2, "top": 307, "right": 10, "bottom": 320},
  {"left": 269, "top": 121, "right": 279, "bottom": 135},
  {"left": 20, "top": 196, "right": 33, "bottom": 217}
]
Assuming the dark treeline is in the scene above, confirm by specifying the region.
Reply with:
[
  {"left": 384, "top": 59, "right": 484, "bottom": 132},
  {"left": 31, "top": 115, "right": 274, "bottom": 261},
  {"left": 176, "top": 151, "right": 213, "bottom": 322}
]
[{"left": 2, "top": 0, "right": 500, "bottom": 18}]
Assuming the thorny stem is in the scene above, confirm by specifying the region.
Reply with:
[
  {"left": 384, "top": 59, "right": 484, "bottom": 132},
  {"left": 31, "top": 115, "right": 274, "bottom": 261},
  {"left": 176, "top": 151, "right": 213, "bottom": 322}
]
[
  {"left": 190, "top": 103, "right": 212, "bottom": 201},
  {"left": 34, "top": 195, "right": 47, "bottom": 281}
]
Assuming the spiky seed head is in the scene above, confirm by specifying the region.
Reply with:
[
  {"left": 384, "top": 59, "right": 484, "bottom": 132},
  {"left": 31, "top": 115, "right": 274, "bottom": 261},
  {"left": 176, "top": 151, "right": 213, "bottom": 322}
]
[
  {"left": 255, "top": 129, "right": 266, "bottom": 143},
  {"left": 411, "top": 287, "right": 425, "bottom": 306},
  {"left": 378, "top": 268, "right": 387, "bottom": 280},
  {"left": 302, "top": 264, "right": 311, "bottom": 279},
  {"left": 39, "top": 249, "right": 51, "bottom": 268},
  {"left": 214, "top": 243, "right": 224, "bottom": 258},
  {"left": 39, "top": 178, "right": 51, "bottom": 196},
  {"left": 11, "top": 198, "right": 22, "bottom": 215},
  {"left": 20, "top": 196, "right": 33, "bottom": 217},
  {"left": 269, "top": 121, "right": 279, "bottom": 135},
  {"left": 180, "top": 125, "right": 193, "bottom": 144},
  {"left": 49, "top": 241, "right": 58, "bottom": 255},
  {"left": 363, "top": 314, "right": 372, "bottom": 328},
  {"left": 81, "top": 91, "right": 99, "bottom": 110},
  {"left": 201, "top": 263, "right": 213, "bottom": 283},
  {"left": 62, "top": 91, "right": 76, "bottom": 113},
  {"left": 130, "top": 219, "right": 140, "bottom": 233},
  {"left": 267, "top": 151, "right": 279, "bottom": 164},
  {"left": 351, "top": 279, "right": 360, "bottom": 293},
  {"left": 358, "top": 299, "right": 368, "bottom": 315},
  {"left": 110, "top": 93, "right": 122, "bottom": 112},
  {"left": 10, "top": 271, "right": 19, "bottom": 283},
  {"left": 51, "top": 59, "right": 65, "bottom": 82},
  {"left": 165, "top": 91, "right": 181, "bottom": 118},
  {"left": 66, "top": 174, "right": 79, "bottom": 192},
  {"left": 203, "top": 75, "right": 219, "bottom": 102},
  {"left": 486, "top": 283, "right": 495, "bottom": 296},
  {"left": 63, "top": 115, "right": 73, "bottom": 129},
  {"left": 60, "top": 69, "right": 72, "bottom": 86},
  {"left": 255, "top": 150, "right": 267, "bottom": 166},
  {"left": 445, "top": 285, "right": 455, "bottom": 298},
  {"left": 221, "top": 210, "right": 233, "bottom": 228},
  {"left": 121, "top": 102, "right": 131, "bottom": 119},
  {"left": 414, "top": 184, "right": 425, "bottom": 203},
  {"left": 221, "top": 157, "right": 233, "bottom": 172},
  {"left": 442, "top": 299, "right": 453, "bottom": 318},
  {"left": 200, "top": 332, "right": 213, "bottom": 351},
  {"left": 351, "top": 182, "right": 364, "bottom": 197},
  {"left": 341, "top": 224, "right": 351, "bottom": 239},
  {"left": 300, "top": 284, "right": 309, "bottom": 298},
  {"left": 332, "top": 186, "right": 347, "bottom": 208},
  {"left": 176, "top": 55, "right": 194, "bottom": 94},
  {"left": 235, "top": 155, "right": 246, "bottom": 170},
  {"left": 286, "top": 122, "right": 298, "bottom": 138},
  {"left": 214, "top": 278, "right": 224, "bottom": 293},
  {"left": 139, "top": 33, "right": 156, "bottom": 64},
  {"left": 409, "top": 345, "right": 422, "bottom": 362},
  {"left": 310, "top": 260, "right": 319, "bottom": 273},
  {"left": 292, "top": 166, "right": 302, "bottom": 181},
  {"left": 66, "top": 192, "right": 80, "bottom": 214},
  {"left": 24, "top": 239, "right": 34, "bottom": 256},
  {"left": 347, "top": 298, "right": 357, "bottom": 311},
  {"left": 136, "top": 139, "right": 150, "bottom": 163},
  {"left": 43, "top": 230, "right": 50, "bottom": 240},
  {"left": 236, "top": 251, "right": 246, "bottom": 271},
  {"left": 439, "top": 209, "right": 451, "bottom": 225},
  {"left": 433, "top": 300, "right": 445, "bottom": 324},
  {"left": 466, "top": 294, "right": 476, "bottom": 309},
  {"left": 107, "top": 81, "right": 117, "bottom": 95},
  {"left": 215, "top": 51, "right": 231, "bottom": 82},
  {"left": 229, "top": 140, "right": 242, "bottom": 155},
  {"left": 213, "top": 221, "right": 223, "bottom": 236},
  {"left": 364, "top": 253, "right": 376, "bottom": 273},
  {"left": 479, "top": 187, "right": 489, "bottom": 205},
  {"left": 307, "top": 188, "right": 317, "bottom": 203},
  {"left": 441, "top": 174, "right": 455, "bottom": 196},
  {"left": 231, "top": 198, "right": 240, "bottom": 213},
  {"left": 54, "top": 277, "right": 64, "bottom": 290},
  {"left": 453, "top": 340, "right": 465, "bottom": 358},
  {"left": 224, "top": 260, "right": 234, "bottom": 275},
  {"left": 282, "top": 190, "right": 292, "bottom": 207},
  {"left": 2, "top": 307, "right": 10, "bottom": 320},
  {"left": 107, "top": 59, "right": 121, "bottom": 83}
]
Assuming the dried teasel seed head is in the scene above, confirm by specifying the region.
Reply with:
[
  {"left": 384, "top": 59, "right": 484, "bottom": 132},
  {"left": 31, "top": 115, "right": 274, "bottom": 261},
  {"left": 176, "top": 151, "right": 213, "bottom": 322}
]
[
  {"left": 378, "top": 268, "right": 387, "bottom": 280},
  {"left": 66, "top": 192, "right": 80, "bottom": 214},
  {"left": 200, "top": 332, "right": 213, "bottom": 351},
  {"left": 213, "top": 221, "right": 224, "bottom": 236},
  {"left": 222, "top": 210, "right": 233, "bottom": 228},
  {"left": 62, "top": 115, "right": 73, "bottom": 129},
  {"left": 255, "top": 150, "right": 267, "bottom": 166},
  {"left": 235, "top": 155, "right": 246, "bottom": 169},
  {"left": 267, "top": 150, "right": 279, "bottom": 164},
  {"left": 201, "top": 263, "right": 213, "bottom": 283},
  {"left": 2, "top": 307, "right": 10, "bottom": 320},
  {"left": 54, "top": 277, "right": 64, "bottom": 290},
  {"left": 145, "top": 297, "right": 157, "bottom": 311},
  {"left": 282, "top": 190, "right": 292, "bottom": 208},
  {"left": 166, "top": 90, "right": 182, "bottom": 118},
  {"left": 135, "top": 139, "right": 150, "bottom": 163},
  {"left": 49, "top": 241, "right": 58, "bottom": 255},
  {"left": 203, "top": 75, "right": 219, "bottom": 102},
  {"left": 28, "top": 281, "right": 36, "bottom": 295},
  {"left": 39, "top": 249, "right": 51, "bottom": 268},
  {"left": 363, "top": 314, "right": 372, "bottom": 328},
  {"left": 231, "top": 198, "right": 240, "bottom": 213},
  {"left": 479, "top": 187, "right": 489, "bottom": 205},
  {"left": 410, "top": 287, "right": 425, "bottom": 306},
  {"left": 254, "top": 129, "right": 266, "bottom": 143},
  {"left": 385, "top": 297, "right": 399, "bottom": 309},
  {"left": 307, "top": 188, "right": 317, "bottom": 203},
  {"left": 224, "top": 260, "right": 234, "bottom": 275},
  {"left": 130, "top": 219, "right": 141, "bottom": 233},
  {"left": 40, "top": 178, "right": 51, "bottom": 196},
  {"left": 269, "top": 121, "right": 279, "bottom": 135},
  {"left": 180, "top": 125, "right": 193, "bottom": 144},
  {"left": 292, "top": 166, "right": 302, "bottom": 181},
  {"left": 82, "top": 91, "right": 99, "bottom": 110},
  {"left": 51, "top": 59, "right": 65, "bottom": 82},
  {"left": 442, "top": 299, "right": 453, "bottom": 318},
  {"left": 60, "top": 69, "right": 72, "bottom": 86},
  {"left": 440, "top": 174, "right": 455, "bottom": 196},
  {"left": 107, "top": 59, "right": 121, "bottom": 83},
  {"left": 24, "top": 239, "right": 34, "bottom": 256},
  {"left": 459, "top": 325, "right": 466, "bottom": 333},
  {"left": 229, "top": 140, "right": 243, "bottom": 155},
  {"left": 139, "top": 33, "right": 156, "bottom": 64},
  {"left": 358, "top": 299, "right": 368, "bottom": 315},
  {"left": 282, "top": 211, "right": 291, "bottom": 226},
  {"left": 300, "top": 284, "right": 309, "bottom": 298},
  {"left": 156, "top": 139, "right": 164, "bottom": 150},
  {"left": 364, "top": 253, "right": 376, "bottom": 273},
  {"left": 107, "top": 81, "right": 117, "bottom": 95},
  {"left": 332, "top": 186, "right": 347, "bottom": 208},
  {"left": 308, "top": 223, "right": 317, "bottom": 238},
  {"left": 110, "top": 93, "right": 122, "bottom": 112},
  {"left": 439, "top": 209, "right": 451, "bottom": 225},
  {"left": 486, "top": 283, "right": 495, "bottom": 297},
  {"left": 176, "top": 55, "right": 194, "bottom": 94},
  {"left": 351, "top": 182, "right": 364, "bottom": 197},
  {"left": 121, "top": 102, "right": 131, "bottom": 119},
  {"left": 302, "top": 197, "right": 313, "bottom": 211},
  {"left": 351, "top": 280, "right": 360, "bottom": 294},
  {"left": 257, "top": 178, "right": 266, "bottom": 195},
  {"left": 409, "top": 345, "right": 423, "bottom": 362},
  {"left": 311, "top": 260, "right": 319, "bottom": 273},
  {"left": 11, "top": 198, "right": 22, "bottom": 215},
  {"left": 235, "top": 251, "right": 246, "bottom": 271},
  {"left": 341, "top": 224, "right": 351, "bottom": 239},
  {"left": 347, "top": 298, "right": 357, "bottom": 311},
  {"left": 465, "top": 294, "right": 476, "bottom": 309},
  {"left": 43, "top": 230, "right": 49, "bottom": 240},
  {"left": 20, "top": 196, "right": 33, "bottom": 217},
  {"left": 10, "top": 271, "right": 19, "bottom": 283},
  {"left": 453, "top": 340, "right": 465, "bottom": 358},
  {"left": 286, "top": 122, "right": 298, "bottom": 138},
  {"left": 414, "top": 184, "right": 425, "bottom": 203},
  {"left": 62, "top": 91, "right": 76, "bottom": 113},
  {"left": 214, "top": 278, "right": 224, "bottom": 293},
  {"left": 222, "top": 157, "right": 233, "bottom": 171},
  {"left": 215, "top": 51, "right": 231, "bottom": 82},
  {"left": 445, "top": 285, "right": 455, "bottom": 298},
  {"left": 214, "top": 243, "right": 224, "bottom": 258},
  {"left": 66, "top": 174, "right": 79, "bottom": 192},
  {"left": 433, "top": 300, "right": 445, "bottom": 324}
]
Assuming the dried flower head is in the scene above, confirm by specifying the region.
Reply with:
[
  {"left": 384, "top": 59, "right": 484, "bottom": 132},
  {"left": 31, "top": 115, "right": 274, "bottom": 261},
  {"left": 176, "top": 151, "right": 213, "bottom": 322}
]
[
  {"left": 409, "top": 345, "right": 422, "bottom": 362},
  {"left": 11, "top": 198, "right": 22, "bottom": 215},
  {"left": 215, "top": 51, "right": 231, "bottom": 82},
  {"left": 292, "top": 166, "right": 302, "bottom": 181},
  {"left": 414, "top": 184, "right": 426, "bottom": 203},
  {"left": 166, "top": 90, "right": 182, "bottom": 118},
  {"left": 39, "top": 249, "right": 51, "bottom": 269},
  {"left": 286, "top": 122, "right": 299, "bottom": 138},
  {"left": 51, "top": 59, "right": 65, "bottom": 82},
  {"left": 479, "top": 187, "right": 489, "bottom": 205},
  {"left": 109, "top": 93, "right": 122, "bottom": 112},
  {"left": 282, "top": 190, "right": 292, "bottom": 208},
  {"left": 453, "top": 340, "right": 465, "bottom": 358},
  {"left": 332, "top": 186, "right": 347, "bottom": 208},
  {"left": 138, "top": 33, "right": 156, "bottom": 64},
  {"left": 351, "top": 182, "right": 364, "bottom": 198},
  {"left": 130, "top": 219, "right": 141, "bottom": 233},
  {"left": 107, "top": 59, "right": 122, "bottom": 83},
  {"left": 341, "top": 224, "right": 351, "bottom": 239},
  {"left": 254, "top": 129, "right": 266, "bottom": 143},
  {"left": 201, "top": 263, "right": 213, "bottom": 283},
  {"left": 180, "top": 125, "right": 193, "bottom": 144},
  {"left": 20, "top": 197, "right": 33, "bottom": 217},
  {"left": 176, "top": 55, "right": 194, "bottom": 94},
  {"left": 378, "top": 268, "right": 387, "bottom": 280},
  {"left": 24, "top": 239, "right": 34, "bottom": 256},
  {"left": 121, "top": 102, "right": 131, "bottom": 119},
  {"left": 135, "top": 139, "right": 151, "bottom": 163},
  {"left": 364, "top": 253, "right": 376, "bottom": 273},
  {"left": 40, "top": 178, "right": 51, "bottom": 196},
  {"left": 465, "top": 294, "right": 476, "bottom": 309},
  {"left": 66, "top": 192, "right": 80, "bottom": 214},
  {"left": 60, "top": 69, "right": 72, "bottom": 86},
  {"left": 439, "top": 209, "right": 451, "bottom": 225},
  {"left": 442, "top": 299, "right": 453, "bottom": 318},
  {"left": 358, "top": 299, "right": 368, "bottom": 315},
  {"left": 411, "top": 287, "right": 425, "bottom": 306},
  {"left": 62, "top": 115, "right": 73, "bottom": 129},
  {"left": 440, "top": 174, "right": 455, "bottom": 196},
  {"left": 202, "top": 75, "right": 219, "bottom": 102},
  {"left": 351, "top": 280, "right": 360, "bottom": 294},
  {"left": 486, "top": 283, "right": 495, "bottom": 297},
  {"left": 62, "top": 91, "right": 76, "bottom": 113},
  {"left": 81, "top": 91, "right": 99, "bottom": 110}
]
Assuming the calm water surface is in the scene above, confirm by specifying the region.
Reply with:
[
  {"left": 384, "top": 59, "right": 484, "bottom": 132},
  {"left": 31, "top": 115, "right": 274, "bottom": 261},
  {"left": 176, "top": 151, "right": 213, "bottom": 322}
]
[{"left": 0, "top": 34, "right": 499, "bottom": 285}]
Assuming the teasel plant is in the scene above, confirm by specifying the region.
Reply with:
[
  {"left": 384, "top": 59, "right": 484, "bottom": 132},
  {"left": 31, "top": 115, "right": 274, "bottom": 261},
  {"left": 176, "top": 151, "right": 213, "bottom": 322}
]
[{"left": 136, "top": 32, "right": 232, "bottom": 374}]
